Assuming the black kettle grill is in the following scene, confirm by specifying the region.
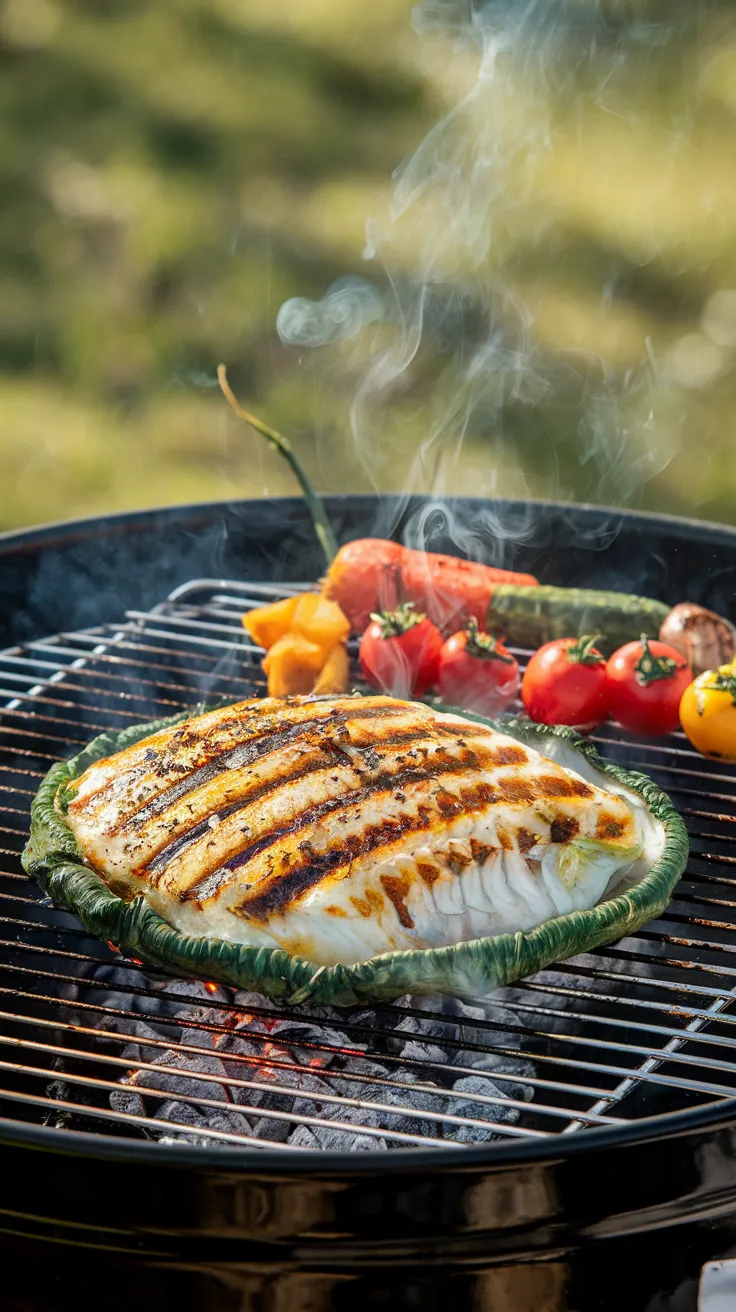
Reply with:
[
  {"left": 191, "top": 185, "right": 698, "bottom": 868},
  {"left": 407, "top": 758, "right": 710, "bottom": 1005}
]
[{"left": 1, "top": 494, "right": 736, "bottom": 1312}]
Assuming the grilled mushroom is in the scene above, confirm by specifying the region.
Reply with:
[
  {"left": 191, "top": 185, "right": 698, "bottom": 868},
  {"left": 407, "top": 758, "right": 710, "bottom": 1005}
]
[{"left": 659, "top": 603, "right": 736, "bottom": 676}]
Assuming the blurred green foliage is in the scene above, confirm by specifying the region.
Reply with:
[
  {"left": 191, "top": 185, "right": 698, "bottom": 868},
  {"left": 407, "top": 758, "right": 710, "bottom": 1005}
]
[{"left": 2, "top": 0, "right": 736, "bottom": 532}]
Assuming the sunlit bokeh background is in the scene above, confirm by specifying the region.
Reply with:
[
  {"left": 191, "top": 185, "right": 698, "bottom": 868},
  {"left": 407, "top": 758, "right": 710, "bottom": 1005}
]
[{"left": 3, "top": 0, "right": 736, "bottom": 531}]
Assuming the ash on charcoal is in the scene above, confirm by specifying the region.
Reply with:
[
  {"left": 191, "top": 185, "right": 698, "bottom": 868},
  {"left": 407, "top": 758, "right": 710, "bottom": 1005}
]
[
  {"left": 177, "top": 1020, "right": 221, "bottom": 1053},
  {"left": 104, "top": 974, "right": 540, "bottom": 1151},
  {"left": 368, "top": 997, "right": 537, "bottom": 1106},
  {"left": 391, "top": 1014, "right": 452, "bottom": 1066},
  {"left": 249, "top": 1113, "right": 291, "bottom": 1143},
  {"left": 72, "top": 963, "right": 188, "bottom": 1049},
  {"left": 446, "top": 1073, "right": 525, "bottom": 1143},
  {"left": 457, "top": 1052, "right": 536, "bottom": 1103},
  {"left": 238, "top": 1061, "right": 331, "bottom": 1116},
  {"left": 289, "top": 1118, "right": 388, "bottom": 1152},
  {"left": 110, "top": 1087, "right": 146, "bottom": 1119},
  {"left": 206, "top": 1018, "right": 346, "bottom": 1140},
  {"left": 155, "top": 1100, "right": 253, "bottom": 1147},
  {"left": 284, "top": 1061, "right": 441, "bottom": 1145},
  {"left": 124, "top": 1046, "right": 235, "bottom": 1110},
  {"left": 266, "top": 1020, "right": 368, "bottom": 1063},
  {"left": 83, "top": 964, "right": 158, "bottom": 1015}
]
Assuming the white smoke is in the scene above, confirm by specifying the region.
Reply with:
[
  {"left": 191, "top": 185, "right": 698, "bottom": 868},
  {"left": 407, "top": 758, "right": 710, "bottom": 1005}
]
[
  {"left": 277, "top": 0, "right": 688, "bottom": 559},
  {"left": 276, "top": 276, "right": 384, "bottom": 349}
]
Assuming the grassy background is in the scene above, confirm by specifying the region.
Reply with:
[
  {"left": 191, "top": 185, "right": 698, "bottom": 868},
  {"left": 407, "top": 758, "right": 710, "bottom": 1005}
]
[{"left": 2, "top": 0, "right": 736, "bottom": 532}]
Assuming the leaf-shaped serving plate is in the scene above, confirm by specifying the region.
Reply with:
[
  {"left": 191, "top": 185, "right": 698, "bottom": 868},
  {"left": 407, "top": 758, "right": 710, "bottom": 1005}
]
[{"left": 22, "top": 707, "right": 688, "bottom": 1007}]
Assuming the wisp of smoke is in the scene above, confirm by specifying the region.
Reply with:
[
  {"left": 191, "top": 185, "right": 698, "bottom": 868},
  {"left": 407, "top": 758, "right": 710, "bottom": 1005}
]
[
  {"left": 276, "top": 276, "right": 385, "bottom": 350},
  {"left": 277, "top": 0, "right": 690, "bottom": 561}
]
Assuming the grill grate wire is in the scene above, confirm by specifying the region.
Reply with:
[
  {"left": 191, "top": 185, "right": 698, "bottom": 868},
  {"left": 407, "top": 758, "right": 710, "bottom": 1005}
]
[{"left": 0, "top": 577, "right": 735, "bottom": 1151}]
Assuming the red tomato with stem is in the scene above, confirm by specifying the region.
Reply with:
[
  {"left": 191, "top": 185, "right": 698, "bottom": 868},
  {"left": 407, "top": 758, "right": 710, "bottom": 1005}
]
[
  {"left": 521, "top": 635, "right": 608, "bottom": 730},
  {"left": 605, "top": 636, "right": 693, "bottom": 735},
  {"left": 438, "top": 619, "right": 520, "bottom": 716},
  {"left": 359, "top": 603, "right": 443, "bottom": 698}
]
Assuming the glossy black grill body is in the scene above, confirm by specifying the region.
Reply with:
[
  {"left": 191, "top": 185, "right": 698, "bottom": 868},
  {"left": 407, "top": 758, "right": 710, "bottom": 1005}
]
[{"left": 1, "top": 495, "right": 735, "bottom": 1312}]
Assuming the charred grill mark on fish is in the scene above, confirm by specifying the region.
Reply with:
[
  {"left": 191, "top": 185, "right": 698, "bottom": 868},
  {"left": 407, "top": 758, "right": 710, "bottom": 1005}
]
[
  {"left": 596, "top": 812, "right": 628, "bottom": 840},
  {"left": 142, "top": 724, "right": 437, "bottom": 876},
  {"left": 469, "top": 838, "right": 497, "bottom": 865},
  {"left": 178, "top": 750, "right": 499, "bottom": 907},
  {"left": 106, "top": 703, "right": 418, "bottom": 835},
  {"left": 72, "top": 699, "right": 405, "bottom": 817},
  {"left": 516, "top": 827, "right": 539, "bottom": 854},
  {"left": 538, "top": 773, "right": 594, "bottom": 800},
  {"left": 232, "top": 806, "right": 439, "bottom": 922},
  {"left": 233, "top": 775, "right": 516, "bottom": 924},
  {"left": 380, "top": 874, "right": 414, "bottom": 929},
  {"left": 444, "top": 844, "right": 473, "bottom": 873},
  {"left": 550, "top": 816, "right": 581, "bottom": 844},
  {"left": 416, "top": 861, "right": 441, "bottom": 886}
]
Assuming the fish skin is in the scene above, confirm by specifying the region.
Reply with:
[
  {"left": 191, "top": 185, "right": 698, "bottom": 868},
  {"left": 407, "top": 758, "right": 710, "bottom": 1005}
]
[{"left": 65, "top": 695, "right": 643, "bottom": 967}]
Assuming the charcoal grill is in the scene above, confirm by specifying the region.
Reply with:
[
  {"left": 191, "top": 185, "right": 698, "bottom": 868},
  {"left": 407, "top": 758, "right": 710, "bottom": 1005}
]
[{"left": 1, "top": 495, "right": 736, "bottom": 1312}]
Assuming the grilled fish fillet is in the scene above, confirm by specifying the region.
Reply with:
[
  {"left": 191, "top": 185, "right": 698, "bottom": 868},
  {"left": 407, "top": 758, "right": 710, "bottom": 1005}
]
[{"left": 64, "top": 695, "right": 655, "bottom": 967}]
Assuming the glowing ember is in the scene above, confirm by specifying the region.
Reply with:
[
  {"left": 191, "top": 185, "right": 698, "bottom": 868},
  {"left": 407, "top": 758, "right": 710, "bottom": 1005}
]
[{"left": 106, "top": 943, "right": 143, "bottom": 966}]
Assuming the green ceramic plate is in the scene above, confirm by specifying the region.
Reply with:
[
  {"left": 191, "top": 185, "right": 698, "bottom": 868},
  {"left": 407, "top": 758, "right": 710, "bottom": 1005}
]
[{"left": 22, "top": 704, "right": 688, "bottom": 1006}]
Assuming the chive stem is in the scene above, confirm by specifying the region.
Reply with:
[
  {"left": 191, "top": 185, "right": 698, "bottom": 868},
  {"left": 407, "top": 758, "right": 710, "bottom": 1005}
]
[{"left": 217, "top": 363, "right": 338, "bottom": 566}]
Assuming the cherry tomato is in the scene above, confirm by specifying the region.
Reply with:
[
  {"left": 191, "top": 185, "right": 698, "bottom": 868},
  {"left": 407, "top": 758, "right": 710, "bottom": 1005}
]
[
  {"left": 606, "top": 636, "right": 693, "bottom": 736},
  {"left": 438, "top": 619, "right": 520, "bottom": 716},
  {"left": 521, "top": 635, "right": 608, "bottom": 730},
  {"left": 359, "top": 603, "right": 442, "bottom": 698},
  {"left": 680, "top": 660, "right": 736, "bottom": 758}
]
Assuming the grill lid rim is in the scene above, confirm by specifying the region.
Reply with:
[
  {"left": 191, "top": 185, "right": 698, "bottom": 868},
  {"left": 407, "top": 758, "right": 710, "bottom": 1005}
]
[
  {"left": 0, "top": 1091, "right": 735, "bottom": 1174},
  {"left": 2, "top": 492, "right": 736, "bottom": 556}
]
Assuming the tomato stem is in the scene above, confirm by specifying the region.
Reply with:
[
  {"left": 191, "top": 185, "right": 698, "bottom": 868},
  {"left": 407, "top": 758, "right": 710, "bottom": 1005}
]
[
  {"left": 635, "top": 635, "right": 684, "bottom": 686},
  {"left": 370, "top": 602, "right": 426, "bottom": 638},
  {"left": 464, "top": 617, "right": 515, "bottom": 662},
  {"left": 566, "top": 634, "right": 604, "bottom": 666}
]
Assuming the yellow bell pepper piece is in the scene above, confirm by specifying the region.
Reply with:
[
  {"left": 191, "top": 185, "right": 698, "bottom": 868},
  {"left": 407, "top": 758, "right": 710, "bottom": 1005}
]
[
  {"left": 680, "top": 660, "right": 736, "bottom": 759},
  {"left": 312, "top": 643, "right": 350, "bottom": 695},
  {"left": 262, "top": 633, "right": 324, "bottom": 698},
  {"left": 244, "top": 591, "right": 351, "bottom": 698},
  {"left": 242, "top": 595, "right": 299, "bottom": 650},
  {"left": 292, "top": 593, "right": 350, "bottom": 658}
]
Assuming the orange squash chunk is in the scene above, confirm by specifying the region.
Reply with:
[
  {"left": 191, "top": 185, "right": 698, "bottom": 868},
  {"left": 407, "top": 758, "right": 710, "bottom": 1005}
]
[
  {"left": 312, "top": 643, "right": 350, "bottom": 695},
  {"left": 262, "top": 633, "right": 324, "bottom": 698},
  {"left": 292, "top": 593, "right": 350, "bottom": 658},
  {"left": 242, "top": 596, "right": 299, "bottom": 650}
]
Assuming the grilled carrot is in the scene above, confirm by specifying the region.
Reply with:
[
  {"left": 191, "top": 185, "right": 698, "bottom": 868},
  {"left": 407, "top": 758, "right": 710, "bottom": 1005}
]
[{"left": 323, "top": 538, "right": 538, "bottom": 634}]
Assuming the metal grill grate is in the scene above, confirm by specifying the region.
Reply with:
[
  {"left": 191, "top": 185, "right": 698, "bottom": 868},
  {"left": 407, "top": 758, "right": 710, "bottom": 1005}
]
[{"left": 2, "top": 577, "right": 736, "bottom": 1153}]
